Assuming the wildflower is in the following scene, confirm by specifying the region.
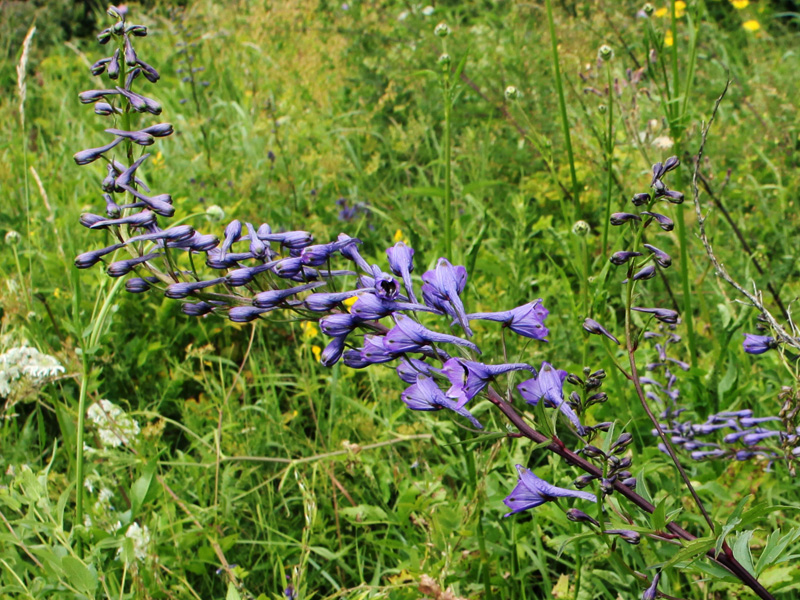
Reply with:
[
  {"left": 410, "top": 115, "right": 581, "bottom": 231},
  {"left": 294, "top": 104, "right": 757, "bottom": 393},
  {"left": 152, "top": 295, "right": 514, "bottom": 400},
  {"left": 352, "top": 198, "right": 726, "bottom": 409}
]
[
  {"left": 434, "top": 22, "right": 450, "bottom": 37},
  {"left": 583, "top": 317, "right": 620, "bottom": 345},
  {"left": 118, "top": 522, "right": 151, "bottom": 564},
  {"left": 165, "top": 277, "right": 225, "bottom": 299},
  {"left": 228, "top": 306, "right": 274, "bottom": 323},
  {"left": 253, "top": 282, "right": 325, "bottom": 309},
  {"left": 305, "top": 289, "right": 365, "bottom": 312},
  {"left": 87, "top": 399, "right": 140, "bottom": 447},
  {"left": 401, "top": 375, "right": 482, "bottom": 429},
  {"left": 566, "top": 508, "right": 600, "bottom": 527},
  {"left": 731, "top": 0, "right": 749, "bottom": 8},
  {"left": 320, "top": 335, "right": 347, "bottom": 366},
  {"left": 422, "top": 258, "right": 472, "bottom": 335},
  {"left": 107, "top": 252, "right": 161, "bottom": 277},
  {"left": 640, "top": 211, "right": 674, "bottom": 231},
  {"left": 301, "top": 320, "right": 319, "bottom": 341},
  {"left": 643, "top": 244, "right": 671, "bottom": 268},
  {"left": 610, "top": 251, "right": 643, "bottom": 265},
  {"left": 610, "top": 212, "right": 641, "bottom": 225},
  {"left": 664, "top": 30, "right": 674, "bottom": 47},
  {"left": 319, "top": 313, "right": 361, "bottom": 337},
  {"left": 385, "top": 314, "right": 481, "bottom": 354},
  {"left": 386, "top": 241, "right": 417, "bottom": 303},
  {"left": 350, "top": 294, "right": 436, "bottom": 321},
  {"left": 465, "top": 300, "right": 550, "bottom": 340},
  {"left": 518, "top": 362, "right": 586, "bottom": 434},
  {"left": 598, "top": 44, "right": 614, "bottom": 61},
  {"left": 742, "top": 20, "right": 760, "bottom": 32},
  {"left": 396, "top": 357, "right": 433, "bottom": 384},
  {"left": 742, "top": 333, "right": 776, "bottom": 355},
  {"left": 652, "top": 135, "right": 674, "bottom": 150},
  {"left": 631, "top": 193, "right": 650, "bottom": 206},
  {"left": 503, "top": 465, "right": 596, "bottom": 517},
  {"left": 441, "top": 358, "right": 536, "bottom": 408},
  {"left": 626, "top": 265, "right": 657, "bottom": 282},
  {"left": 604, "top": 529, "right": 641, "bottom": 544},
  {"left": 0, "top": 345, "right": 65, "bottom": 397}
]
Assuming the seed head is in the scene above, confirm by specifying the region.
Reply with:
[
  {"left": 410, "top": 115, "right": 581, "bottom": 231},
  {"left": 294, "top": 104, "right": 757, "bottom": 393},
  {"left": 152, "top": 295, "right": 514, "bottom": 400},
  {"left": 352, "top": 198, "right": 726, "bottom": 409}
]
[
  {"left": 434, "top": 22, "right": 450, "bottom": 37},
  {"left": 572, "top": 220, "right": 590, "bottom": 237},
  {"left": 504, "top": 85, "right": 520, "bottom": 101},
  {"left": 598, "top": 44, "right": 614, "bottom": 61}
]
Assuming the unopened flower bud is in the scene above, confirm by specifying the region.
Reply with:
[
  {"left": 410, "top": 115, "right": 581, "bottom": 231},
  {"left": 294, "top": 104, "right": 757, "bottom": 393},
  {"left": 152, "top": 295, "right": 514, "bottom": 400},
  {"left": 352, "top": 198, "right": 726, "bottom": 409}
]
[
  {"left": 598, "top": 104, "right": 608, "bottom": 114},
  {"left": 567, "top": 373, "right": 584, "bottom": 386},
  {"left": 566, "top": 508, "right": 600, "bottom": 527},
  {"left": 438, "top": 53, "right": 451, "bottom": 67},
  {"left": 434, "top": 22, "right": 450, "bottom": 37},
  {"left": 5, "top": 231, "right": 21, "bottom": 246},
  {"left": 206, "top": 204, "right": 225, "bottom": 223},
  {"left": 573, "top": 474, "right": 597, "bottom": 489},
  {"left": 598, "top": 44, "right": 614, "bottom": 61},
  {"left": 643, "top": 3, "right": 655, "bottom": 16},
  {"left": 582, "top": 445, "right": 606, "bottom": 459},
  {"left": 632, "top": 192, "right": 651, "bottom": 206},
  {"left": 572, "top": 220, "right": 590, "bottom": 236},
  {"left": 504, "top": 85, "right": 520, "bottom": 101}
]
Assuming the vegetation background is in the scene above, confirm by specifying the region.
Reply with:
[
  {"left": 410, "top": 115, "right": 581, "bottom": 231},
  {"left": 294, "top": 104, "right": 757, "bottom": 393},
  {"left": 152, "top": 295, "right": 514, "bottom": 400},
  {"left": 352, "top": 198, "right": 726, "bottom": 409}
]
[{"left": 1, "top": 0, "right": 798, "bottom": 598}]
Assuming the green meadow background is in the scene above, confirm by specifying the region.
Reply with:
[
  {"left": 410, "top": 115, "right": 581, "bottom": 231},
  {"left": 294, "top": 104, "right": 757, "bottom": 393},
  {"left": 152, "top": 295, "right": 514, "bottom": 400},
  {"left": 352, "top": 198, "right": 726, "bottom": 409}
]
[{"left": 1, "top": 0, "right": 799, "bottom": 598}]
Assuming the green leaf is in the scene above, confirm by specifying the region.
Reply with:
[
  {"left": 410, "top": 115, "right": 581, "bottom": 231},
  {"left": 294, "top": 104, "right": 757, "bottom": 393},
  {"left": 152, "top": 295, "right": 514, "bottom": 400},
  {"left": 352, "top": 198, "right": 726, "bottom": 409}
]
[
  {"left": 733, "top": 530, "right": 756, "bottom": 576},
  {"left": 663, "top": 536, "right": 716, "bottom": 569},
  {"left": 226, "top": 583, "right": 242, "bottom": 600},
  {"left": 717, "top": 360, "right": 738, "bottom": 402},
  {"left": 652, "top": 497, "right": 667, "bottom": 532},
  {"left": 756, "top": 527, "right": 800, "bottom": 575},
  {"left": 130, "top": 459, "right": 157, "bottom": 519},
  {"left": 715, "top": 494, "right": 751, "bottom": 555},
  {"left": 405, "top": 186, "right": 445, "bottom": 198},
  {"left": 61, "top": 556, "right": 97, "bottom": 595}
]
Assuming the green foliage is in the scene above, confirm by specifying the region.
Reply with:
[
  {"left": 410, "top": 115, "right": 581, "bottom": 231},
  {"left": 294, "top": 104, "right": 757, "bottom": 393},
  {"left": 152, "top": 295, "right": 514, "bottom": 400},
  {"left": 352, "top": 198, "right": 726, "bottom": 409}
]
[{"left": 1, "top": 0, "right": 799, "bottom": 598}]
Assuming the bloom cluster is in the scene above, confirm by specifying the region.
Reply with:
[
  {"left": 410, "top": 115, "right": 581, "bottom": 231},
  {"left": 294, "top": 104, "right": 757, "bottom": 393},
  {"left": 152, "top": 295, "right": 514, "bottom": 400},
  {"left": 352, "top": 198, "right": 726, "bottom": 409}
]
[
  {"left": 0, "top": 343, "right": 65, "bottom": 400},
  {"left": 87, "top": 399, "right": 141, "bottom": 448}
]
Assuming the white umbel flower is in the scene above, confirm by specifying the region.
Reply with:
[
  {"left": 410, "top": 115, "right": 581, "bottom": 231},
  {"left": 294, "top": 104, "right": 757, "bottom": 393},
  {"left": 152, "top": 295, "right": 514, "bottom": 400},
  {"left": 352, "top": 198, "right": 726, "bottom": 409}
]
[
  {"left": 87, "top": 399, "right": 140, "bottom": 447},
  {"left": 0, "top": 344, "right": 65, "bottom": 397}
]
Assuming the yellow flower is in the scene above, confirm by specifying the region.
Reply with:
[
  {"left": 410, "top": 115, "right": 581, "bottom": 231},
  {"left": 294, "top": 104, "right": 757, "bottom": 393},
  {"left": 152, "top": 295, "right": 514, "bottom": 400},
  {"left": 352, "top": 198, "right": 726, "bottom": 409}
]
[
  {"left": 730, "top": 0, "right": 748, "bottom": 8},
  {"left": 664, "top": 30, "right": 674, "bottom": 46},
  {"left": 393, "top": 228, "right": 405, "bottom": 243},
  {"left": 674, "top": 1, "right": 686, "bottom": 18},
  {"left": 311, "top": 345, "right": 322, "bottom": 361},
  {"left": 342, "top": 295, "right": 358, "bottom": 312},
  {"left": 655, "top": 6, "right": 668, "bottom": 17},
  {"left": 301, "top": 320, "right": 318, "bottom": 341},
  {"left": 152, "top": 151, "right": 164, "bottom": 169},
  {"left": 742, "top": 19, "right": 760, "bottom": 32}
]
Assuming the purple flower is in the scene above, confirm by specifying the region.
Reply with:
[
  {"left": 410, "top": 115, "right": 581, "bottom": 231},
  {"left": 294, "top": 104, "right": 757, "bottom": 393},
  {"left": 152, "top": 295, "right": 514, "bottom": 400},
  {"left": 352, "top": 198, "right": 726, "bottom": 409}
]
[
  {"left": 565, "top": 508, "right": 600, "bottom": 527},
  {"left": 632, "top": 307, "right": 679, "bottom": 324},
  {"left": 465, "top": 300, "right": 550, "bottom": 340},
  {"left": 350, "top": 294, "right": 437, "bottom": 321},
  {"left": 372, "top": 270, "right": 401, "bottom": 301},
  {"left": 742, "top": 333, "right": 776, "bottom": 355},
  {"left": 116, "top": 86, "right": 162, "bottom": 115},
  {"left": 182, "top": 302, "right": 215, "bottom": 317},
  {"left": 401, "top": 375, "right": 482, "bottom": 429},
  {"left": 691, "top": 449, "right": 728, "bottom": 460},
  {"left": 74, "top": 136, "right": 125, "bottom": 165},
  {"left": 583, "top": 317, "right": 619, "bottom": 345},
  {"left": 319, "top": 313, "right": 361, "bottom": 337},
  {"left": 603, "top": 529, "right": 641, "bottom": 545},
  {"left": 640, "top": 211, "right": 674, "bottom": 231},
  {"left": 337, "top": 233, "right": 371, "bottom": 272},
  {"left": 503, "top": 465, "right": 596, "bottom": 517},
  {"left": 320, "top": 335, "right": 347, "bottom": 366},
  {"left": 259, "top": 230, "right": 313, "bottom": 250},
  {"left": 359, "top": 335, "right": 397, "bottom": 364},
  {"left": 610, "top": 251, "right": 643, "bottom": 266},
  {"left": 75, "top": 243, "right": 124, "bottom": 268},
  {"left": 305, "top": 289, "right": 365, "bottom": 312},
  {"left": 106, "top": 252, "right": 161, "bottom": 277},
  {"left": 642, "top": 572, "right": 660, "bottom": 600},
  {"left": 441, "top": 358, "right": 535, "bottom": 408},
  {"left": 610, "top": 212, "right": 641, "bottom": 225},
  {"left": 624, "top": 265, "right": 656, "bottom": 283},
  {"left": 245, "top": 222, "right": 267, "bottom": 257},
  {"left": 253, "top": 282, "right": 325, "bottom": 309},
  {"left": 386, "top": 241, "right": 417, "bottom": 303},
  {"left": 229, "top": 306, "right": 274, "bottom": 323},
  {"left": 125, "top": 276, "right": 157, "bottom": 293},
  {"left": 422, "top": 258, "right": 472, "bottom": 335},
  {"left": 301, "top": 238, "right": 360, "bottom": 266},
  {"left": 631, "top": 192, "right": 650, "bottom": 206},
  {"left": 643, "top": 243, "right": 671, "bottom": 268},
  {"left": 740, "top": 416, "right": 780, "bottom": 428},
  {"left": 165, "top": 277, "right": 225, "bottom": 299},
  {"left": 225, "top": 262, "right": 280, "bottom": 287},
  {"left": 219, "top": 220, "right": 242, "bottom": 258},
  {"left": 396, "top": 357, "right": 433, "bottom": 384},
  {"left": 518, "top": 362, "right": 586, "bottom": 434},
  {"left": 384, "top": 314, "right": 481, "bottom": 354}
]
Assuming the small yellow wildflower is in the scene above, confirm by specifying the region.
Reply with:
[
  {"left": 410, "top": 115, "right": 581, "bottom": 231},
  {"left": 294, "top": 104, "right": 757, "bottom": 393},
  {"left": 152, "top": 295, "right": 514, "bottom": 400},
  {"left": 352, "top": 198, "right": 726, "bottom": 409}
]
[
  {"left": 730, "top": 0, "right": 748, "bottom": 8},
  {"left": 393, "top": 229, "right": 404, "bottom": 243},
  {"left": 311, "top": 345, "right": 322, "bottom": 361},
  {"left": 664, "top": 30, "right": 674, "bottom": 46},
  {"left": 301, "top": 320, "right": 318, "bottom": 341},
  {"left": 152, "top": 151, "right": 164, "bottom": 169},
  {"left": 343, "top": 295, "right": 358, "bottom": 312},
  {"left": 742, "top": 19, "right": 760, "bottom": 32},
  {"left": 655, "top": 7, "right": 668, "bottom": 17},
  {"left": 674, "top": 1, "right": 686, "bottom": 18}
]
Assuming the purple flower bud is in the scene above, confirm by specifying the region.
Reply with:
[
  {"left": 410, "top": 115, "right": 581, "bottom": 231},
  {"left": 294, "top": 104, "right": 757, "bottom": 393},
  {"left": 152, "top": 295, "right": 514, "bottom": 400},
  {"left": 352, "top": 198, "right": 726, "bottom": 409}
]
[
  {"left": 219, "top": 219, "right": 242, "bottom": 255},
  {"left": 691, "top": 449, "right": 728, "bottom": 460},
  {"left": 628, "top": 265, "right": 656, "bottom": 282},
  {"left": 421, "top": 258, "right": 472, "bottom": 335},
  {"left": 74, "top": 243, "right": 125, "bottom": 268},
  {"left": 305, "top": 289, "right": 365, "bottom": 312},
  {"left": 663, "top": 156, "right": 679, "bottom": 173},
  {"left": 126, "top": 24, "right": 148, "bottom": 37},
  {"left": 565, "top": 508, "right": 599, "bottom": 527},
  {"left": 631, "top": 192, "right": 650, "bottom": 206},
  {"left": 253, "top": 282, "right": 324, "bottom": 309},
  {"left": 187, "top": 233, "right": 220, "bottom": 252},
  {"left": 743, "top": 333, "right": 777, "bottom": 355},
  {"left": 301, "top": 238, "right": 359, "bottom": 266},
  {"left": 713, "top": 409, "right": 753, "bottom": 419},
  {"left": 74, "top": 137, "right": 124, "bottom": 165},
  {"left": 90, "top": 57, "right": 111, "bottom": 76},
  {"left": 165, "top": 277, "right": 225, "bottom": 299},
  {"left": 583, "top": 317, "right": 620, "bottom": 344},
  {"left": 105, "top": 128, "right": 154, "bottom": 146},
  {"left": 97, "top": 29, "right": 112, "bottom": 44},
  {"left": 610, "top": 433, "right": 633, "bottom": 453},
  {"left": 89, "top": 210, "right": 157, "bottom": 230},
  {"left": 603, "top": 529, "right": 640, "bottom": 545},
  {"left": 229, "top": 306, "right": 273, "bottom": 323},
  {"left": 94, "top": 102, "right": 121, "bottom": 116},
  {"left": 621, "top": 477, "right": 637, "bottom": 489},
  {"left": 343, "top": 349, "right": 370, "bottom": 369},
  {"left": 373, "top": 270, "right": 401, "bottom": 301},
  {"left": 360, "top": 335, "right": 397, "bottom": 364},
  {"left": 632, "top": 306, "right": 679, "bottom": 324},
  {"left": 442, "top": 358, "right": 536, "bottom": 408},
  {"left": 740, "top": 416, "right": 780, "bottom": 428},
  {"left": 319, "top": 313, "right": 360, "bottom": 337},
  {"left": 107, "top": 252, "right": 161, "bottom": 277},
  {"left": 140, "top": 123, "right": 173, "bottom": 137},
  {"left": 610, "top": 212, "right": 641, "bottom": 225},
  {"left": 466, "top": 300, "right": 550, "bottom": 341},
  {"left": 79, "top": 88, "right": 120, "bottom": 104},
  {"left": 136, "top": 59, "right": 160, "bottom": 83},
  {"left": 182, "top": 301, "right": 215, "bottom": 317},
  {"left": 125, "top": 277, "right": 157, "bottom": 293},
  {"left": 396, "top": 357, "right": 433, "bottom": 384},
  {"left": 114, "top": 153, "right": 150, "bottom": 189},
  {"left": 659, "top": 189, "right": 684, "bottom": 204},
  {"left": 640, "top": 211, "right": 674, "bottom": 231},
  {"left": 573, "top": 474, "right": 597, "bottom": 489},
  {"left": 610, "top": 251, "right": 643, "bottom": 266},
  {"left": 742, "top": 430, "right": 782, "bottom": 446},
  {"left": 643, "top": 243, "right": 671, "bottom": 268},
  {"left": 258, "top": 230, "right": 313, "bottom": 250},
  {"left": 117, "top": 185, "right": 174, "bottom": 217},
  {"left": 320, "top": 335, "right": 347, "bottom": 366},
  {"left": 116, "top": 86, "right": 162, "bottom": 115},
  {"left": 123, "top": 34, "right": 137, "bottom": 66},
  {"left": 503, "top": 466, "right": 595, "bottom": 517},
  {"left": 642, "top": 572, "right": 660, "bottom": 600}
]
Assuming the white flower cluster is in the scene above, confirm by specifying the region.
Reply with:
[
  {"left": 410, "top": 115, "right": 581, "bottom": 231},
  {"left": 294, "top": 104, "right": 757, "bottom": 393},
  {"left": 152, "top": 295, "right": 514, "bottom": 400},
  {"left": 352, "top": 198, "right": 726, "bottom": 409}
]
[
  {"left": 87, "top": 399, "right": 140, "bottom": 447},
  {"left": 0, "top": 344, "right": 65, "bottom": 398},
  {"left": 117, "top": 522, "right": 151, "bottom": 564}
]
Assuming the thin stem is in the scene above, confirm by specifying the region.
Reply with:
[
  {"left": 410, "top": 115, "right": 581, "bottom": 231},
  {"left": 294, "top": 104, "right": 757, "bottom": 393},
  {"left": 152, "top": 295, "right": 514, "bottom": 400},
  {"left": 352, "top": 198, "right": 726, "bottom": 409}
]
[
  {"left": 601, "top": 61, "right": 615, "bottom": 257},
  {"left": 545, "top": 0, "right": 579, "bottom": 213},
  {"left": 443, "top": 63, "right": 453, "bottom": 258}
]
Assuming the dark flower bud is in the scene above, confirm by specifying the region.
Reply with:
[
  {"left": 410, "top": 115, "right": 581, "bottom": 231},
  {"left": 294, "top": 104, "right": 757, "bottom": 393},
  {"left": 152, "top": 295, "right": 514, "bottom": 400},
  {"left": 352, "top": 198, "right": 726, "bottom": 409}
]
[
  {"left": 607, "top": 456, "right": 620, "bottom": 469},
  {"left": 643, "top": 243, "right": 671, "bottom": 268},
  {"left": 182, "top": 301, "right": 214, "bottom": 317},
  {"left": 165, "top": 277, "right": 225, "bottom": 299},
  {"left": 188, "top": 233, "right": 220, "bottom": 252},
  {"left": 107, "top": 252, "right": 161, "bottom": 277},
  {"left": 610, "top": 212, "right": 641, "bottom": 225},
  {"left": 663, "top": 156, "right": 679, "bottom": 173},
  {"left": 582, "top": 445, "right": 606, "bottom": 459},
  {"left": 566, "top": 508, "right": 600, "bottom": 527},
  {"left": 116, "top": 87, "right": 162, "bottom": 115},
  {"left": 643, "top": 572, "right": 660, "bottom": 600},
  {"left": 343, "top": 350, "right": 371, "bottom": 369},
  {"left": 742, "top": 333, "right": 777, "bottom": 355},
  {"left": 97, "top": 29, "right": 113, "bottom": 44},
  {"left": 569, "top": 391, "right": 582, "bottom": 405},
  {"left": 90, "top": 57, "right": 111, "bottom": 76},
  {"left": 591, "top": 422, "right": 613, "bottom": 432},
  {"left": 74, "top": 137, "right": 124, "bottom": 165},
  {"left": 80, "top": 213, "right": 106, "bottom": 228},
  {"left": 660, "top": 189, "right": 684, "bottom": 204},
  {"left": 245, "top": 222, "right": 267, "bottom": 257},
  {"left": 123, "top": 35, "right": 138, "bottom": 66},
  {"left": 111, "top": 21, "right": 125, "bottom": 35},
  {"left": 583, "top": 317, "right": 620, "bottom": 344},
  {"left": 136, "top": 59, "right": 160, "bottom": 83},
  {"left": 600, "top": 478, "right": 615, "bottom": 495},
  {"left": 616, "top": 457, "right": 632, "bottom": 469},
  {"left": 628, "top": 265, "right": 656, "bottom": 282},
  {"left": 320, "top": 335, "right": 347, "bottom": 367},
  {"left": 273, "top": 258, "right": 304, "bottom": 278},
  {"left": 319, "top": 314, "right": 359, "bottom": 337},
  {"left": 125, "top": 276, "right": 157, "bottom": 293},
  {"left": 103, "top": 193, "right": 121, "bottom": 218},
  {"left": 140, "top": 123, "right": 174, "bottom": 137},
  {"left": 631, "top": 192, "right": 650, "bottom": 206},
  {"left": 632, "top": 306, "right": 679, "bottom": 324},
  {"left": 94, "top": 102, "right": 121, "bottom": 116},
  {"left": 585, "top": 378, "right": 602, "bottom": 391},
  {"left": 611, "top": 432, "right": 633, "bottom": 454},
  {"left": 108, "top": 49, "right": 121, "bottom": 79},
  {"left": 105, "top": 128, "right": 154, "bottom": 146},
  {"left": 229, "top": 306, "right": 272, "bottom": 323},
  {"left": 591, "top": 369, "right": 606, "bottom": 380},
  {"left": 604, "top": 529, "right": 640, "bottom": 545},
  {"left": 126, "top": 24, "right": 148, "bottom": 36},
  {"left": 610, "top": 251, "right": 643, "bottom": 266},
  {"left": 566, "top": 373, "right": 584, "bottom": 386},
  {"left": 586, "top": 392, "right": 608, "bottom": 406},
  {"left": 640, "top": 211, "right": 674, "bottom": 231},
  {"left": 573, "top": 474, "right": 597, "bottom": 489},
  {"left": 651, "top": 162, "right": 665, "bottom": 185},
  {"left": 74, "top": 244, "right": 124, "bottom": 268}
]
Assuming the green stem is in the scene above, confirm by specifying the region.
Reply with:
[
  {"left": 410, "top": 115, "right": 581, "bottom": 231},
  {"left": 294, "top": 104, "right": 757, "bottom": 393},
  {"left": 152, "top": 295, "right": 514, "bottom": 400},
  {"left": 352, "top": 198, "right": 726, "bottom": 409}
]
[
  {"left": 675, "top": 193, "right": 697, "bottom": 366},
  {"left": 545, "top": 0, "right": 579, "bottom": 215},
  {"left": 601, "top": 62, "right": 615, "bottom": 257},
  {"left": 443, "top": 66, "right": 453, "bottom": 259},
  {"left": 465, "top": 449, "right": 492, "bottom": 599}
]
